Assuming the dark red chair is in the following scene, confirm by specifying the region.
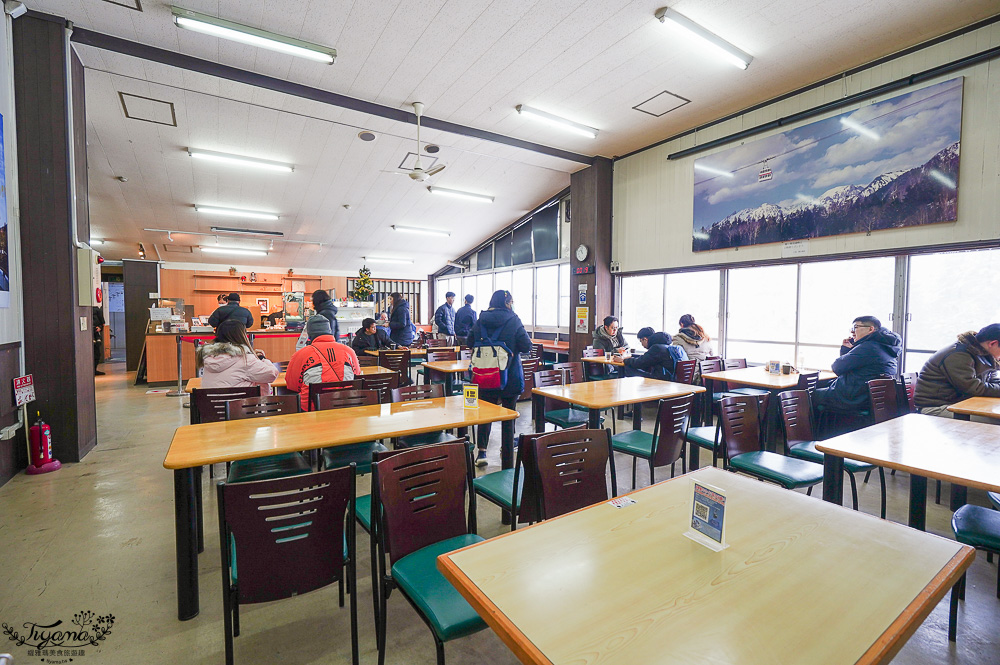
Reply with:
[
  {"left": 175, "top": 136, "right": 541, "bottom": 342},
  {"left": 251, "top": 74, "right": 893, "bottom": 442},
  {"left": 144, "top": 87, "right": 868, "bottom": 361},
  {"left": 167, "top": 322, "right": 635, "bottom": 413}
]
[
  {"left": 674, "top": 359, "right": 697, "bottom": 385},
  {"left": 357, "top": 354, "right": 379, "bottom": 367},
  {"left": 225, "top": 395, "right": 299, "bottom": 419},
  {"left": 390, "top": 384, "right": 461, "bottom": 449},
  {"left": 796, "top": 371, "right": 820, "bottom": 391},
  {"left": 191, "top": 386, "right": 261, "bottom": 425},
  {"left": 377, "top": 350, "right": 412, "bottom": 386},
  {"left": 533, "top": 369, "right": 604, "bottom": 431},
  {"left": 867, "top": 378, "right": 900, "bottom": 424},
  {"left": 309, "top": 380, "right": 363, "bottom": 411},
  {"left": 612, "top": 394, "right": 693, "bottom": 489},
  {"left": 223, "top": 395, "right": 312, "bottom": 484},
  {"left": 529, "top": 428, "right": 618, "bottom": 520},
  {"left": 314, "top": 389, "right": 385, "bottom": 474},
  {"left": 359, "top": 373, "right": 400, "bottom": 404}
]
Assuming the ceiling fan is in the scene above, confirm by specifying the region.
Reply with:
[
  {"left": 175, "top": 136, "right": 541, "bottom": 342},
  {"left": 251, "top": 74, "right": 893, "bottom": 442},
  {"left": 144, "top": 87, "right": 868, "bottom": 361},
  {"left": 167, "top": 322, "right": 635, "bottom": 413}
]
[{"left": 385, "top": 102, "right": 445, "bottom": 182}]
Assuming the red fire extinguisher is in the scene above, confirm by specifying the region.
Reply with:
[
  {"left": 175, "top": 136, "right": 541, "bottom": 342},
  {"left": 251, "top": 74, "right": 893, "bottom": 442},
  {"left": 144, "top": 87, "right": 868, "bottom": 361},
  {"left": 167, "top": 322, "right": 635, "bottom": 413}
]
[{"left": 26, "top": 411, "right": 61, "bottom": 475}]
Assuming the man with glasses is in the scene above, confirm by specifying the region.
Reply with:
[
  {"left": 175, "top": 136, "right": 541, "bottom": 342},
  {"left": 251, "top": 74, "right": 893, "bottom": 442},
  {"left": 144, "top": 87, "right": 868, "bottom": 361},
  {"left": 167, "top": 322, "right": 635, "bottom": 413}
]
[
  {"left": 914, "top": 323, "right": 1000, "bottom": 418},
  {"left": 813, "top": 315, "right": 902, "bottom": 415}
]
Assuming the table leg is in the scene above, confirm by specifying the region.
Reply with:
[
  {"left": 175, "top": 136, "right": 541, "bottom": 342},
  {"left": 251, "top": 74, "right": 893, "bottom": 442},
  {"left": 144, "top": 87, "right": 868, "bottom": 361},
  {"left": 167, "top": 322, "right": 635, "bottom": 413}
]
[
  {"left": 173, "top": 468, "right": 200, "bottom": 620},
  {"left": 533, "top": 393, "right": 545, "bottom": 433},
  {"left": 764, "top": 390, "right": 780, "bottom": 453},
  {"left": 822, "top": 455, "right": 845, "bottom": 506},
  {"left": 500, "top": 417, "right": 514, "bottom": 471},
  {"left": 950, "top": 484, "right": 968, "bottom": 512},
  {"left": 444, "top": 373, "right": 454, "bottom": 397},
  {"left": 954, "top": 413, "right": 971, "bottom": 422},
  {"left": 632, "top": 402, "right": 642, "bottom": 431},
  {"left": 909, "top": 474, "right": 928, "bottom": 531},
  {"left": 589, "top": 408, "right": 602, "bottom": 429},
  {"left": 195, "top": 466, "right": 204, "bottom": 554},
  {"left": 689, "top": 434, "right": 700, "bottom": 471}
]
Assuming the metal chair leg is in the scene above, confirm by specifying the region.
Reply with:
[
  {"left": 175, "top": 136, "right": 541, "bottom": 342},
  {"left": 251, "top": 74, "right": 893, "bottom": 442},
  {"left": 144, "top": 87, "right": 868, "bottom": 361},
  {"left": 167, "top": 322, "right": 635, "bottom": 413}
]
[
  {"left": 863, "top": 469, "right": 872, "bottom": 483},
  {"left": 847, "top": 472, "right": 859, "bottom": 510},
  {"left": 631, "top": 458, "right": 637, "bottom": 490},
  {"left": 649, "top": 459, "right": 655, "bottom": 485},
  {"left": 878, "top": 467, "right": 887, "bottom": 519},
  {"left": 935, "top": 479, "right": 941, "bottom": 504},
  {"left": 435, "top": 638, "right": 446, "bottom": 665}
]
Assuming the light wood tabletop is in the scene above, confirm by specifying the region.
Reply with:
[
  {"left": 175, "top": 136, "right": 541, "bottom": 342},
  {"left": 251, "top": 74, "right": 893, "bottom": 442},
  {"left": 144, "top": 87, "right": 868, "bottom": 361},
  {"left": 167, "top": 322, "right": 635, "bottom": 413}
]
[
  {"left": 421, "top": 360, "right": 471, "bottom": 373},
  {"left": 183, "top": 364, "right": 393, "bottom": 392},
  {"left": 702, "top": 365, "right": 837, "bottom": 390},
  {"left": 947, "top": 396, "right": 1000, "bottom": 419},
  {"left": 580, "top": 356, "right": 624, "bottom": 367},
  {"left": 532, "top": 376, "right": 704, "bottom": 409},
  {"left": 365, "top": 346, "right": 460, "bottom": 357},
  {"left": 164, "top": 395, "right": 517, "bottom": 469},
  {"left": 438, "top": 466, "right": 972, "bottom": 665}
]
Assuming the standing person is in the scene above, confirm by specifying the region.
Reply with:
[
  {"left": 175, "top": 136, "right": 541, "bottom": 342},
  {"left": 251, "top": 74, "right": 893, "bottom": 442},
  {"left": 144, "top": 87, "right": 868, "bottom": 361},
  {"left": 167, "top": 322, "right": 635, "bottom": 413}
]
[
  {"left": 311, "top": 289, "right": 339, "bottom": 342},
  {"left": 674, "top": 314, "right": 715, "bottom": 362},
  {"left": 388, "top": 292, "right": 415, "bottom": 347},
  {"left": 812, "top": 315, "right": 902, "bottom": 413},
  {"left": 285, "top": 316, "right": 361, "bottom": 411},
  {"left": 197, "top": 320, "right": 278, "bottom": 395},
  {"left": 454, "top": 294, "right": 477, "bottom": 347},
  {"left": 914, "top": 324, "right": 1000, "bottom": 417},
  {"left": 92, "top": 306, "right": 106, "bottom": 376},
  {"left": 434, "top": 291, "right": 457, "bottom": 346},
  {"left": 351, "top": 318, "right": 392, "bottom": 354},
  {"left": 208, "top": 292, "right": 254, "bottom": 329},
  {"left": 469, "top": 290, "right": 532, "bottom": 467}
]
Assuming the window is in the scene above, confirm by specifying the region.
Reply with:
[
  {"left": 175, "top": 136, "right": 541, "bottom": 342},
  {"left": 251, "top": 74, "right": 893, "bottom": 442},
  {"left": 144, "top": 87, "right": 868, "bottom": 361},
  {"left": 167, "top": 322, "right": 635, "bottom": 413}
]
[
  {"left": 535, "top": 266, "right": 559, "bottom": 327},
  {"left": 558, "top": 264, "right": 571, "bottom": 328},
  {"left": 665, "top": 270, "right": 720, "bottom": 345},
  {"left": 620, "top": 275, "right": 665, "bottom": 348},
  {"left": 475, "top": 273, "right": 493, "bottom": 312},
  {"left": 494, "top": 270, "right": 512, "bottom": 295},
  {"left": 510, "top": 268, "right": 534, "bottom": 325},
  {"left": 727, "top": 265, "right": 797, "bottom": 364}
]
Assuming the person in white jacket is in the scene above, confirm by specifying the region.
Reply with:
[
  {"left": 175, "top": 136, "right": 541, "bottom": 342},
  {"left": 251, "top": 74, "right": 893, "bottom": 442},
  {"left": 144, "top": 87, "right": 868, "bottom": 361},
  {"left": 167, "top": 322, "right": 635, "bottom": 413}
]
[
  {"left": 197, "top": 320, "right": 279, "bottom": 396},
  {"left": 673, "top": 314, "right": 716, "bottom": 362}
]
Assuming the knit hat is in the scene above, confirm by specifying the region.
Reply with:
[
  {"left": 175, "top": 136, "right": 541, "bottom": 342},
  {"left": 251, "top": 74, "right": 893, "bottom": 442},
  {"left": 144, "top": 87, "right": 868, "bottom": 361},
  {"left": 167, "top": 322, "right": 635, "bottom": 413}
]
[
  {"left": 307, "top": 315, "right": 332, "bottom": 341},
  {"left": 227, "top": 292, "right": 240, "bottom": 302}
]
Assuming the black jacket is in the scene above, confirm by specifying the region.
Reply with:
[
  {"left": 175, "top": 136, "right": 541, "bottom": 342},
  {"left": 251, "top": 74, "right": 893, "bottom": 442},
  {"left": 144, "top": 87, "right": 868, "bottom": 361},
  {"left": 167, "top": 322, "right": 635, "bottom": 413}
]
[
  {"left": 623, "top": 333, "right": 685, "bottom": 379},
  {"left": 351, "top": 328, "right": 392, "bottom": 353},
  {"left": 470, "top": 308, "right": 533, "bottom": 397},
  {"left": 454, "top": 304, "right": 477, "bottom": 337},
  {"left": 388, "top": 299, "right": 414, "bottom": 347},
  {"left": 816, "top": 328, "right": 902, "bottom": 409},
  {"left": 315, "top": 299, "right": 339, "bottom": 341},
  {"left": 208, "top": 302, "right": 254, "bottom": 329}
]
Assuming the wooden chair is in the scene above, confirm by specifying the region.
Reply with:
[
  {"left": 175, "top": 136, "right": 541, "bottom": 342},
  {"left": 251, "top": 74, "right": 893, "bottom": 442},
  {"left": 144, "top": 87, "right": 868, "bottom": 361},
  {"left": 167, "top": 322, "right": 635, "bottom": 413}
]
[
  {"left": 674, "top": 359, "right": 697, "bottom": 385},
  {"left": 422, "top": 350, "right": 458, "bottom": 390},
  {"left": 530, "top": 342, "right": 545, "bottom": 360},
  {"left": 553, "top": 361, "right": 616, "bottom": 432},
  {"left": 359, "top": 373, "right": 400, "bottom": 404},
  {"left": 581, "top": 347, "right": 610, "bottom": 381},
  {"left": 191, "top": 386, "right": 261, "bottom": 425},
  {"left": 424, "top": 338, "right": 450, "bottom": 348},
  {"left": 612, "top": 394, "right": 693, "bottom": 489},
  {"left": 223, "top": 396, "right": 312, "bottom": 484},
  {"left": 533, "top": 369, "right": 604, "bottom": 431},
  {"left": 778, "top": 389, "right": 885, "bottom": 517},
  {"left": 313, "top": 389, "right": 386, "bottom": 474},
  {"left": 899, "top": 372, "right": 918, "bottom": 415},
  {"left": 225, "top": 395, "right": 300, "bottom": 419},
  {"left": 357, "top": 354, "right": 379, "bottom": 367},
  {"left": 867, "top": 378, "right": 900, "bottom": 424},
  {"left": 529, "top": 428, "right": 618, "bottom": 520},
  {"left": 308, "top": 380, "right": 363, "bottom": 412},
  {"left": 371, "top": 443, "right": 485, "bottom": 665},
  {"left": 519, "top": 357, "right": 539, "bottom": 402},
  {"left": 390, "top": 384, "right": 461, "bottom": 449},
  {"left": 378, "top": 349, "right": 412, "bottom": 386},
  {"left": 796, "top": 371, "right": 820, "bottom": 392},
  {"left": 459, "top": 348, "right": 473, "bottom": 361},
  {"left": 724, "top": 358, "right": 770, "bottom": 397},
  {"left": 217, "top": 466, "right": 358, "bottom": 665}
]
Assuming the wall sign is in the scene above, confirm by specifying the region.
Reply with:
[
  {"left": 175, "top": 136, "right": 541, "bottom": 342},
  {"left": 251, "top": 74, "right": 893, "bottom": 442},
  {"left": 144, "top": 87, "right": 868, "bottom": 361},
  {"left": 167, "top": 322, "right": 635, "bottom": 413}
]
[
  {"left": 13, "top": 375, "right": 35, "bottom": 406},
  {"left": 575, "top": 307, "right": 589, "bottom": 334}
]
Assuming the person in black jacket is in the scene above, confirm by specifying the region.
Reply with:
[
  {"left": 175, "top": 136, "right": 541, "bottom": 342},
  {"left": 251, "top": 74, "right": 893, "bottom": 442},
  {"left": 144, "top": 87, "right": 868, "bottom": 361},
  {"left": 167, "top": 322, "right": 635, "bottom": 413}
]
[
  {"left": 312, "top": 289, "right": 339, "bottom": 341},
  {"left": 388, "top": 292, "right": 415, "bottom": 347},
  {"left": 454, "top": 294, "right": 477, "bottom": 347},
  {"left": 208, "top": 292, "right": 254, "bottom": 330},
  {"left": 351, "top": 318, "right": 393, "bottom": 353},
  {"left": 93, "top": 306, "right": 106, "bottom": 376},
  {"left": 813, "top": 315, "right": 902, "bottom": 412},
  {"left": 469, "top": 289, "right": 532, "bottom": 467},
  {"left": 619, "top": 327, "right": 686, "bottom": 380}
]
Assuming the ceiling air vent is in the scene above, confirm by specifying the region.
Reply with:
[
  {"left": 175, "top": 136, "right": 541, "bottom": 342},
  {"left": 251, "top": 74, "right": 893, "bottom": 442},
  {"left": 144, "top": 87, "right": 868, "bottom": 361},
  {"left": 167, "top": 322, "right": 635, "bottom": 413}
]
[
  {"left": 632, "top": 90, "right": 691, "bottom": 117},
  {"left": 118, "top": 92, "right": 177, "bottom": 126}
]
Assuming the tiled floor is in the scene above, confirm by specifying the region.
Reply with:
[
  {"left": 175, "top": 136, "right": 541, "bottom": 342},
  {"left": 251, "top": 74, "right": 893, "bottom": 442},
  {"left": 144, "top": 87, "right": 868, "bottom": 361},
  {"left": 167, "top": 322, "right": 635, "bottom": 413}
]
[{"left": 0, "top": 364, "right": 998, "bottom": 664}]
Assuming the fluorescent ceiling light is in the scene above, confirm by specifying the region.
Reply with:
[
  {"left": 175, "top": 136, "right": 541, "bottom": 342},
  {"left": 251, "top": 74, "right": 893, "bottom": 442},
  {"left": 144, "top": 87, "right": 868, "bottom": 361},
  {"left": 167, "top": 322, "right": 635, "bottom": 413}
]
[
  {"left": 201, "top": 247, "right": 269, "bottom": 257},
  {"left": 363, "top": 256, "right": 414, "bottom": 264},
  {"left": 694, "top": 163, "right": 734, "bottom": 178},
  {"left": 655, "top": 7, "right": 752, "bottom": 70},
  {"left": 426, "top": 186, "right": 494, "bottom": 204},
  {"left": 515, "top": 105, "right": 598, "bottom": 138},
  {"left": 188, "top": 149, "right": 294, "bottom": 173},
  {"left": 195, "top": 205, "right": 279, "bottom": 221},
  {"left": 171, "top": 7, "right": 336, "bottom": 64},
  {"left": 392, "top": 225, "right": 450, "bottom": 237},
  {"left": 839, "top": 117, "right": 880, "bottom": 140},
  {"left": 210, "top": 226, "right": 284, "bottom": 237}
]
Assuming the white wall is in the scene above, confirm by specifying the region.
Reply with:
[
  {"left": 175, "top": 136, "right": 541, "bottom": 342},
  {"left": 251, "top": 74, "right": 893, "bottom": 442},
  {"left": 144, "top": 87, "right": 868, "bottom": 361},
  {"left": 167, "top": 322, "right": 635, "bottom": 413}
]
[
  {"left": 612, "top": 22, "right": 1000, "bottom": 273},
  {"left": 0, "top": 14, "right": 23, "bottom": 345}
]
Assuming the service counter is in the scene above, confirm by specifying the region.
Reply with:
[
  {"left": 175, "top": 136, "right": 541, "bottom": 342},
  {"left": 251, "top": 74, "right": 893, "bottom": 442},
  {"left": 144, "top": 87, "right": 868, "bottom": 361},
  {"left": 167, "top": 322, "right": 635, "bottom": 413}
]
[{"left": 144, "top": 330, "right": 301, "bottom": 384}]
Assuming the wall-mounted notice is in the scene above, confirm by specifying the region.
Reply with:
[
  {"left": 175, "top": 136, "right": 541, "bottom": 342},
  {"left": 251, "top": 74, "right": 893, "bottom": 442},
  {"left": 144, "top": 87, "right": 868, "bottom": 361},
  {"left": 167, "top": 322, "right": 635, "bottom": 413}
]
[
  {"left": 575, "top": 307, "right": 589, "bottom": 334},
  {"left": 684, "top": 480, "right": 729, "bottom": 551}
]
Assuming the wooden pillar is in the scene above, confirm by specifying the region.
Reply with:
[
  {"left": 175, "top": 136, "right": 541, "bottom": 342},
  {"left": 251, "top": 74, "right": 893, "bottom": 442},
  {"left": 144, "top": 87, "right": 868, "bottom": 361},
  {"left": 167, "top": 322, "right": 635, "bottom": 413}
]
[
  {"left": 123, "top": 260, "right": 159, "bottom": 371},
  {"left": 14, "top": 14, "right": 97, "bottom": 462},
  {"left": 568, "top": 157, "right": 613, "bottom": 362}
]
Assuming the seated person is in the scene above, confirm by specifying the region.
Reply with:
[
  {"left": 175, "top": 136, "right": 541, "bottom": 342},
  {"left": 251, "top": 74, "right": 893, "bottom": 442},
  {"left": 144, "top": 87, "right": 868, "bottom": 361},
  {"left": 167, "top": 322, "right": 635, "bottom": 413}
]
[
  {"left": 592, "top": 316, "right": 627, "bottom": 354},
  {"left": 617, "top": 327, "right": 687, "bottom": 380},
  {"left": 673, "top": 314, "right": 715, "bottom": 362},
  {"left": 914, "top": 324, "right": 1000, "bottom": 418},
  {"left": 197, "top": 320, "right": 278, "bottom": 395},
  {"left": 812, "top": 315, "right": 902, "bottom": 413},
  {"left": 285, "top": 316, "right": 362, "bottom": 411},
  {"left": 351, "top": 317, "right": 393, "bottom": 354}
]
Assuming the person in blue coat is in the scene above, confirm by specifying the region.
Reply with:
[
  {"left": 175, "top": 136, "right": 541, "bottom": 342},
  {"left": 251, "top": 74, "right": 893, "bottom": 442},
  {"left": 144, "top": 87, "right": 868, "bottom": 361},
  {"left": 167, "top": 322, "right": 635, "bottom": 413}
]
[
  {"left": 813, "top": 315, "right": 902, "bottom": 412},
  {"left": 469, "top": 289, "right": 532, "bottom": 467},
  {"left": 454, "top": 294, "right": 477, "bottom": 347},
  {"left": 619, "top": 328, "right": 688, "bottom": 380},
  {"left": 387, "top": 292, "right": 415, "bottom": 347},
  {"left": 434, "top": 291, "right": 457, "bottom": 345}
]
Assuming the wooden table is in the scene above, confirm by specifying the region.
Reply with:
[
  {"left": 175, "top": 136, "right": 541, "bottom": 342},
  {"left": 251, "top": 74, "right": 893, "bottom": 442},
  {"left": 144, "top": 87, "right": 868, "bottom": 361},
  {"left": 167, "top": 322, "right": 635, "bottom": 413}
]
[
  {"left": 532, "top": 377, "right": 704, "bottom": 434},
  {"left": 364, "top": 346, "right": 460, "bottom": 357},
  {"left": 164, "top": 395, "right": 518, "bottom": 621},
  {"left": 818, "top": 413, "right": 1000, "bottom": 530},
  {"left": 580, "top": 355, "right": 624, "bottom": 367},
  {"left": 947, "top": 396, "right": 1000, "bottom": 420},
  {"left": 438, "top": 466, "right": 973, "bottom": 665},
  {"left": 421, "top": 360, "right": 470, "bottom": 395},
  {"left": 183, "top": 364, "right": 394, "bottom": 392},
  {"left": 702, "top": 366, "right": 837, "bottom": 389}
]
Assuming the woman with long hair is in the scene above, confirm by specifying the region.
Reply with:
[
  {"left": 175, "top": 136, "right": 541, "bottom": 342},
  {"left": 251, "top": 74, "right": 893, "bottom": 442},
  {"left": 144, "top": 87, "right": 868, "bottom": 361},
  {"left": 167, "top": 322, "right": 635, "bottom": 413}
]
[
  {"left": 674, "top": 314, "right": 715, "bottom": 362},
  {"left": 197, "top": 319, "right": 279, "bottom": 394}
]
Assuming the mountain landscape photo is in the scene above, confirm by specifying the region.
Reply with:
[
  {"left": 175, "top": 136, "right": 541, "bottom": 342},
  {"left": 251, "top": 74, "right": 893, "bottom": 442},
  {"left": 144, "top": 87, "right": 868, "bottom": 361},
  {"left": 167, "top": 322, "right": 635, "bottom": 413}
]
[{"left": 692, "top": 77, "right": 963, "bottom": 252}]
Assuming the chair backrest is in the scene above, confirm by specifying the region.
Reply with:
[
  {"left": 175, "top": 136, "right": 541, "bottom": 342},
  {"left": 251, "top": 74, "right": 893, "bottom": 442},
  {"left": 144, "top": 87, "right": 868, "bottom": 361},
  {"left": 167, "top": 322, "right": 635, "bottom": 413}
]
[
  {"left": 424, "top": 338, "right": 449, "bottom": 348},
  {"left": 218, "top": 465, "right": 354, "bottom": 604},
  {"left": 459, "top": 348, "right": 473, "bottom": 361},
  {"left": 529, "top": 428, "right": 616, "bottom": 520},
  {"left": 723, "top": 358, "right": 748, "bottom": 370},
  {"left": 426, "top": 350, "right": 457, "bottom": 363},
  {"left": 552, "top": 361, "right": 585, "bottom": 384},
  {"left": 582, "top": 348, "right": 604, "bottom": 358},
  {"left": 373, "top": 442, "right": 474, "bottom": 565},
  {"left": 191, "top": 386, "right": 262, "bottom": 424},
  {"left": 308, "top": 380, "right": 363, "bottom": 411},
  {"left": 313, "top": 389, "right": 379, "bottom": 411},
  {"left": 578, "top": 349, "right": 607, "bottom": 379},
  {"left": 796, "top": 371, "right": 819, "bottom": 391},
  {"left": 357, "top": 354, "right": 379, "bottom": 367},
  {"left": 650, "top": 394, "right": 694, "bottom": 467},
  {"left": 719, "top": 395, "right": 766, "bottom": 461},
  {"left": 899, "top": 372, "right": 918, "bottom": 414},
  {"left": 534, "top": 369, "right": 568, "bottom": 413},
  {"left": 273, "top": 360, "right": 290, "bottom": 372},
  {"left": 867, "top": 378, "right": 899, "bottom": 424},
  {"left": 777, "top": 389, "right": 815, "bottom": 447},
  {"left": 699, "top": 358, "right": 723, "bottom": 375},
  {"left": 530, "top": 342, "right": 545, "bottom": 359},
  {"left": 674, "top": 359, "right": 697, "bottom": 385},
  {"left": 225, "top": 394, "right": 300, "bottom": 420},
  {"left": 378, "top": 349, "right": 411, "bottom": 375},
  {"left": 390, "top": 383, "right": 445, "bottom": 403},
  {"left": 520, "top": 357, "right": 539, "bottom": 396},
  {"left": 359, "top": 373, "right": 400, "bottom": 403}
]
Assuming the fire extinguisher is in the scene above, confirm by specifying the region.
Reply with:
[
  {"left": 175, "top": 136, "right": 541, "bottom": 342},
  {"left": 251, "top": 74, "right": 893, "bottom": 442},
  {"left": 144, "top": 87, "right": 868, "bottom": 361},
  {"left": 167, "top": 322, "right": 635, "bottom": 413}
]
[{"left": 26, "top": 411, "right": 62, "bottom": 475}]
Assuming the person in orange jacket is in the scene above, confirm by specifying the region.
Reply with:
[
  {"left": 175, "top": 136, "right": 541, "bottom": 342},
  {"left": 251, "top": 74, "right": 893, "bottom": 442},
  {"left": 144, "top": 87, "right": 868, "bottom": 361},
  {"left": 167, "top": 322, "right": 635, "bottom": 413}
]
[{"left": 285, "top": 315, "right": 361, "bottom": 411}]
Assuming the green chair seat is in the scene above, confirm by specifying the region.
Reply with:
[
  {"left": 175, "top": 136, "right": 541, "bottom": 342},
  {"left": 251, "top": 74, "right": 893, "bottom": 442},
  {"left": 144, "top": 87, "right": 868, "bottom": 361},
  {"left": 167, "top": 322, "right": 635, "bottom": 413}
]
[
  {"left": 546, "top": 408, "right": 603, "bottom": 429},
  {"left": 729, "top": 451, "right": 824, "bottom": 489},
  {"left": 685, "top": 425, "right": 719, "bottom": 450},
  {"left": 396, "top": 431, "right": 461, "bottom": 449},
  {"left": 788, "top": 441, "right": 875, "bottom": 473},
  {"left": 321, "top": 441, "right": 389, "bottom": 474},
  {"left": 988, "top": 492, "right": 1000, "bottom": 510},
  {"left": 355, "top": 493, "right": 372, "bottom": 532},
  {"left": 611, "top": 429, "right": 655, "bottom": 457},
  {"left": 711, "top": 391, "right": 743, "bottom": 402},
  {"left": 952, "top": 505, "right": 1000, "bottom": 552},
  {"left": 391, "top": 534, "right": 487, "bottom": 641},
  {"left": 227, "top": 453, "right": 311, "bottom": 484},
  {"left": 473, "top": 469, "right": 521, "bottom": 510}
]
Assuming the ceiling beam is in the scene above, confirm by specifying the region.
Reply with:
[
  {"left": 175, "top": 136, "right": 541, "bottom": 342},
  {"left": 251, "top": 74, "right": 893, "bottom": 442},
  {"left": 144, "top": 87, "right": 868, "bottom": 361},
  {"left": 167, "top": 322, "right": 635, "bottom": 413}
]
[{"left": 68, "top": 25, "right": 597, "bottom": 166}]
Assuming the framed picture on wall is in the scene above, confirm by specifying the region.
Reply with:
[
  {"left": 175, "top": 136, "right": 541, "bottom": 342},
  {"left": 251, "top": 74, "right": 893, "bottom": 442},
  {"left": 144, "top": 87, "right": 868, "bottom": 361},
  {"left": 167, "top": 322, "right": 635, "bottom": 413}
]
[{"left": 257, "top": 298, "right": 269, "bottom": 313}]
